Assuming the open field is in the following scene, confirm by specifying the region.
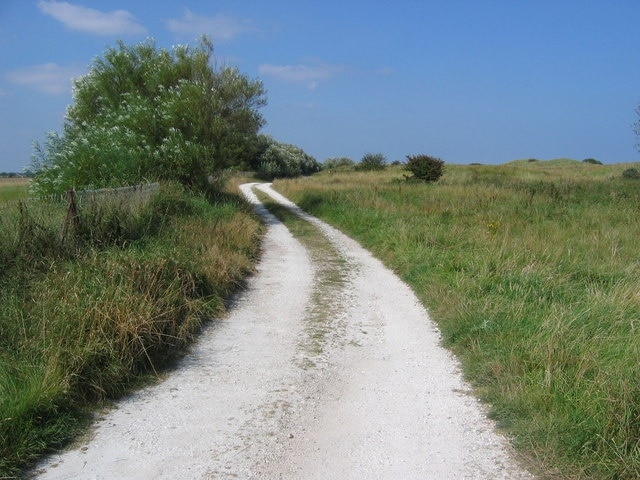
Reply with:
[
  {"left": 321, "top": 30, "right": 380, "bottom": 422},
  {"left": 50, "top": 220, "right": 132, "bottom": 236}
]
[
  {"left": 0, "top": 177, "right": 30, "bottom": 203},
  {"left": 273, "top": 159, "right": 640, "bottom": 479}
]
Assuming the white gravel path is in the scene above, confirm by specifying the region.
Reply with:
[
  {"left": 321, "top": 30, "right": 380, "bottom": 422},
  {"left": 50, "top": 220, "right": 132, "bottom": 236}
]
[{"left": 30, "top": 183, "right": 534, "bottom": 479}]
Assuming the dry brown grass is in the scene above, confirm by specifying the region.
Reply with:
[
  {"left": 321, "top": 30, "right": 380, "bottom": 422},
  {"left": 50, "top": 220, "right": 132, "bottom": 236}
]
[{"left": 0, "top": 177, "right": 30, "bottom": 186}]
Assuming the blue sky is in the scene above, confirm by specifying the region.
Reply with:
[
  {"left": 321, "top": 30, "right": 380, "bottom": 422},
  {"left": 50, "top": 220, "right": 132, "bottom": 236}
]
[{"left": 1, "top": 1, "right": 640, "bottom": 172}]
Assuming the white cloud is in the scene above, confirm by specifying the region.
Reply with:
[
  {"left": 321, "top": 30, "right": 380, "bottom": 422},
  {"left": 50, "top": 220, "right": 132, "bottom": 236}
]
[
  {"left": 37, "top": 1, "right": 146, "bottom": 36},
  {"left": 5, "top": 63, "right": 84, "bottom": 95},
  {"left": 258, "top": 63, "right": 342, "bottom": 89},
  {"left": 166, "top": 10, "right": 253, "bottom": 41}
]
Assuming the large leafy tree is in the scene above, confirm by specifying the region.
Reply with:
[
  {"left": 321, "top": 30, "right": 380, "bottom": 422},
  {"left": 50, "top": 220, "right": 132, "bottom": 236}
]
[{"left": 31, "top": 37, "right": 266, "bottom": 194}]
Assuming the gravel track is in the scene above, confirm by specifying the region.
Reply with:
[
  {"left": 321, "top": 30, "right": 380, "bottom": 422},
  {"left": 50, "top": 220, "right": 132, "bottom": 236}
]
[{"left": 31, "top": 183, "right": 534, "bottom": 479}]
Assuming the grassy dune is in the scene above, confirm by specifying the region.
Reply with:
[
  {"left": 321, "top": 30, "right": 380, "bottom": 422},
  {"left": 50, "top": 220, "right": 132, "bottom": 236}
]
[{"left": 274, "top": 160, "right": 640, "bottom": 479}]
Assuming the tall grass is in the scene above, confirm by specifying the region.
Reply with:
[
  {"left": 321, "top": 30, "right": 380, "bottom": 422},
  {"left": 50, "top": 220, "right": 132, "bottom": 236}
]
[
  {"left": 274, "top": 160, "right": 640, "bottom": 479},
  {"left": 0, "top": 183, "right": 262, "bottom": 477}
]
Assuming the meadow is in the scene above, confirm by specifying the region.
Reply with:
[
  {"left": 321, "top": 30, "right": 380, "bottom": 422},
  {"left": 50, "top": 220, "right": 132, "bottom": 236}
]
[
  {"left": 274, "top": 159, "right": 640, "bottom": 479},
  {"left": 0, "top": 177, "right": 30, "bottom": 203},
  {"left": 0, "top": 181, "right": 262, "bottom": 477}
]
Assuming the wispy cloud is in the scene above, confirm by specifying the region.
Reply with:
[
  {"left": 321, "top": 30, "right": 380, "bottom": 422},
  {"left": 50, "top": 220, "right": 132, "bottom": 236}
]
[
  {"left": 5, "top": 63, "right": 84, "bottom": 95},
  {"left": 37, "top": 1, "right": 146, "bottom": 36},
  {"left": 258, "top": 62, "right": 343, "bottom": 90},
  {"left": 166, "top": 10, "right": 254, "bottom": 42}
]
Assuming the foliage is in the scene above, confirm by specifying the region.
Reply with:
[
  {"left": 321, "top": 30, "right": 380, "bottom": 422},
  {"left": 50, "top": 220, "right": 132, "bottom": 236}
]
[
  {"left": 622, "top": 167, "right": 640, "bottom": 179},
  {"left": 356, "top": 152, "right": 387, "bottom": 171},
  {"left": 582, "top": 158, "right": 603, "bottom": 165},
  {"left": 273, "top": 160, "right": 640, "bottom": 479},
  {"left": 30, "top": 37, "right": 266, "bottom": 195},
  {"left": 244, "top": 133, "right": 275, "bottom": 171},
  {"left": 404, "top": 154, "right": 445, "bottom": 182},
  {"left": 323, "top": 157, "right": 355, "bottom": 170},
  {"left": 0, "top": 183, "right": 262, "bottom": 477},
  {"left": 256, "top": 141, "right": 321, "bottom": 179}
]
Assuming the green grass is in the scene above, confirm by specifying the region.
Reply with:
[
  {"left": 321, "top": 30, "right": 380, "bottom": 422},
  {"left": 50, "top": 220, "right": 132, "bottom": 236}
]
[
  {"left": 0, "top": 178, "right": 30, "bottom": 203},
  {"left": 0, "top": 182, "right": 263, "bottom": 477},
  {"left": 273, "top": 160, "right": 640, "bottom": 479}
]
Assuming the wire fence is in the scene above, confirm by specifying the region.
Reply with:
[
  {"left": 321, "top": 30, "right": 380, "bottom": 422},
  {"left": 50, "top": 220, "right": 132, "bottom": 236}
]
[{"left": 0, "top": 183, "right": 160, "bottom": 249}]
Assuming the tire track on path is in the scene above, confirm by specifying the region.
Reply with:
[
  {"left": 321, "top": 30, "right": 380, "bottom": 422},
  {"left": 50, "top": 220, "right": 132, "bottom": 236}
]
[
  {"left": 30, "top": 183, "right": 534, "bottom": 479},
  {"left": 250, "top": 183, "right": 534, "bottom": 479}
]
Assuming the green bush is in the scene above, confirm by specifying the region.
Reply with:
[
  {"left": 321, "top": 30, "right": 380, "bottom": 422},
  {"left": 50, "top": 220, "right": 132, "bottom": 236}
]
[
  {"left": 323, "top": 157, "right": 354, "bottom": 170},
  {"left": 622, "top": 168, "right": 640, "bottom": 179},
  {"left": 583, "top": 158, "right": 603, "bottom": 165},
  {"left": 257, "top": 142, "right": 321, "bottom": 179},
  {"left": 404, "top": 154, "right": 445, "bottom": 182},
  {"left": 356, "top": 153, "right": 387, "bottom": 171},
  {"left": 30, "top": 38, "right": 266, "bottom": 194}
]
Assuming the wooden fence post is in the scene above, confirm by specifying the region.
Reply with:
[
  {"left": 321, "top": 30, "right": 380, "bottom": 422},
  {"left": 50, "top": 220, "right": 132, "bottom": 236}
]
[{"left": 60, "top": 189, "right": 80, "bottom": 244}]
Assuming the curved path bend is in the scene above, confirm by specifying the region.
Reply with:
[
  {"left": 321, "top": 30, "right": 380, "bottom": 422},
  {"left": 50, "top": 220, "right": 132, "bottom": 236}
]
[{"left": 31, "top": 183, "right": 533, "bottom": 479}]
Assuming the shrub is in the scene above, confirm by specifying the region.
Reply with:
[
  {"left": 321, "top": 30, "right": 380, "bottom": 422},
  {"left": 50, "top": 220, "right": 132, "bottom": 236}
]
[
  {"left": 622, "top": 168, "right": 640, "bottom": 179},
  {"left": 404, "top": 154, "right": 445, "bottom": 182},
  {"left": 256, "top": 142, "right": 321, "bottom": 179},
  {"left": 30, "top": 38, "right": 266, "bottom": 194},
  {"left": 323, "top": 157, "right": 354, "bottom": 170},
  {"left": 356, "top": 153, "right": 387, "bottom": 171},
  {"left": 583, "top": 158, "right": 603, "bottom": 165}
]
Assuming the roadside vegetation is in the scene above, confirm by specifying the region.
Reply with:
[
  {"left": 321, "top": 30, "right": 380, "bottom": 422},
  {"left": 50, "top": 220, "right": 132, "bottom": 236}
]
[
  {"left": 273, "top": 159, "right": 640, "bottom": 479},
  {"left": 0, "top": 182, "right": 262, "bottom": 477},
  {"left": 0, "top": 35, "right": 271, "bottom": 477}
]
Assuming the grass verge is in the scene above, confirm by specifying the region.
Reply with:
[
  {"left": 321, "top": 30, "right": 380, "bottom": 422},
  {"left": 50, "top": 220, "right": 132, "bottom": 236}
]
[
  {"left": 0, "top": 182, "right": 263, "bottom": 477},
  {"left": 273, "top": 160, "right": 640, "bottom": 479}
]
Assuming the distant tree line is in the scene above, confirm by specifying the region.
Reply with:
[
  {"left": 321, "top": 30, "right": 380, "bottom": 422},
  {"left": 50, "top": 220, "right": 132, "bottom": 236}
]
[{"left": 0, "top": 172, "right": 32, "bottom": 178}]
